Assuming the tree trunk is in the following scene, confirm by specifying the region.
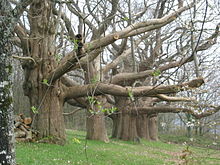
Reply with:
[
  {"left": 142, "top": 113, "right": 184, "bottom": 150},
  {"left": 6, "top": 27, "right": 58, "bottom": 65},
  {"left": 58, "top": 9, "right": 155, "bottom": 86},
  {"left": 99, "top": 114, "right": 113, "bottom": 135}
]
[
  {"left": 148, "top": 115, "right": 159, "bottom": 141},
  {"left": 83, "top": 58, "right": 109, "bottom": 142},
  {"left": 110, "top": 113, "right": 119, "bottom": 138},
  {"left": 195, "top": 126, "right": 198, "bottom": 135},
  {"left": 85, "top": 95, "right": 108, "bottom": 142},
  {"left": 115, "top": 98, "right": 138, "bottom": 141},
  {"left": 30, "top": 86, "right": 66, "bottom": 145},
  {"left": 86, "top": 112, "right": 109, "bottom": 142},
  {"left": 199, "top": 125, "right": 203, "bottom": 136},
  {"left": 117, "top": 112, "right": 138, "bottom": 141},
  {"left": 113, "top": 97, "right": 160, "bottom": 141},
  {"left": 24, "top": 65, "right": 66, "bottom": 145},
  {"left": 186, "top": 114, "right": 192, "bottom": 138},
  {"left": 0, "top": 62, "right": 16, "bottom": 164},
  {"left": 0, "top": 1, "right": 16, "bottom": 163},
  {"left": 20, "top": 0, "right": 66, "bottom": 144},
  {"left": 137, "top": 114, "right": 150, "bottom": 140}
]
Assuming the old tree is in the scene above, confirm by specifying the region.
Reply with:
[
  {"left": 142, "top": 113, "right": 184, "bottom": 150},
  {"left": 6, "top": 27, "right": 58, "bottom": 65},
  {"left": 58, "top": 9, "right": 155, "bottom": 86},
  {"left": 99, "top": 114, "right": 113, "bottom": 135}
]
[{"left": 9, "top": 0, "right": 220, "bottom": 144}]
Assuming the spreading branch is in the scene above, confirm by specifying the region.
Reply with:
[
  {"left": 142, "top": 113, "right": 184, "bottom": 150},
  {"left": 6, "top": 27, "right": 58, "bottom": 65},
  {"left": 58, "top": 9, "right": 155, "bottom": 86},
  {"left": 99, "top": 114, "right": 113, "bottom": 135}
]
[
  {"left": 83, "top": 3, "right": 194, "bottom": 53},
  {"left": 135, "top": 105, "right": 220, "bottom": 119},
  {"left": 63, "top": 108, "right": 81, "bottom": 116},
  {"left": 155, "top": 94, "right": 195, "bottom": 102},
  {"left": 64, "top": 77, "right": 204, "bottom": 100},
  {"left": 47, "top": 3, "right": 194, "bottom": 83},
  {"left": 111, "top": 23, "right": 220, "bottom": 85}
]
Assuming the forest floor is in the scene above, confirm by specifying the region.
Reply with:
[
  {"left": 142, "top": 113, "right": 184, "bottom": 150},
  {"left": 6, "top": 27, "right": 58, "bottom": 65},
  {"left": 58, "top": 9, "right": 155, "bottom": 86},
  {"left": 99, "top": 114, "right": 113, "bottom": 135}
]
[{"left": 16, "top": 130, "right": 220, "bottom": 165}]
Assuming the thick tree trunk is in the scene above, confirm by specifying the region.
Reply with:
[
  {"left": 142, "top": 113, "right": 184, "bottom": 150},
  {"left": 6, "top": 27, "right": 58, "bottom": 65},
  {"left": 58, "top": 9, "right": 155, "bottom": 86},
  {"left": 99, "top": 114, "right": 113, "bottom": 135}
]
[
  {"left": 199, "top": 125, "right": 203, "bottom": 136},
  {"left": 115, "top": 98, "right": 139, "bottom": 141},
  {"left": 136, "top": 114, "right": 150, "bottom": 140},
  {"left": 86, "top": 112, "right": 109, "bottom": 142},
  {"left": 110, "top": 113, "right": 119, "bottom": 138},
  {"left": 24, "top": 69, "right": 66, "bottom": 145},
  {"left": 0, "top": 1, "right": 16, "bottom": 163},
  {"left": 117, "top": 112, "right": 138, "bottom": 141},
  {"left": 30, "top": 86, "right": 66, "bottom": 145},
  {"left": 0, "top": 66, "right": 16, "bottom": 164},
  {"left": 113, "top": 97, "right": 159, "bottom": 142},
  {"left": 148, "top": 116, "right": 159, "bottom": 141},
  {"left": 84, "top": 60, "right": 109, "bottom": 142},
  {"left": 85, "top": 96, "right": 109, "bottom": 142},
  {"left": 20, "top": 0, "right": 66, "bottom": 144}
]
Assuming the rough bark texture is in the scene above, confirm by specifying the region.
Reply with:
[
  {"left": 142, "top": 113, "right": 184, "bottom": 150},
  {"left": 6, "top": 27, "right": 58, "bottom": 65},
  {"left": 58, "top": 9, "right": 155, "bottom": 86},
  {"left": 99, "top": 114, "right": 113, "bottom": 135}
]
[
  {"left": 113, "top": 100, "right": 159, "bottom": 141},
  {"left": 20, "top": 0, "right": 66, "bottom": 144},
  {"left": 136, "top": 114, "right": 150, "bottom": 140},
  {"left": 85, "top": 95, "right": 109, "bottom": 142},
  {"left": 114, "top": 98, "right": 139, "bottom": 141},
  {"left": 110, "top": 113, "right": 119, "bottom": 138},
  {"left": 86, "top": 112, "right": 109, "bottom": 142},
  {"left": 31, "top": 87, "right": 65, "bottom": 144},
  {"left": 148, "top": 116, "right": 159, "bottom": 141},
  {"left": 0, "top": 1, "right": 16, "bottom": 164}
]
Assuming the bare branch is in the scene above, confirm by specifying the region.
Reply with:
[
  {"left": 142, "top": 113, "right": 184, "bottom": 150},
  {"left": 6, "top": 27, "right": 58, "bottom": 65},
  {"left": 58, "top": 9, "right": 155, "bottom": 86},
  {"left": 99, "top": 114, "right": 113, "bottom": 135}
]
[
  {"left": 63, "top": 108, "right": 81, "bottom": 116},
  {"left": 111, "top": 24, "right": 220, "bottom": 85},
  {"left": 12, "top": 55, "right": 36, "bottom": 65},
  {"left": 12, "top": 0, "right": 33, "bottom": 19},
  {"left": 155, "top": 94, "right": 195, "bottom": 102},
  {"left": 47, "top": 48, "right": 102, "bottom": 83},
  {"left": 64, "top": 77, "right": 204, "bottom": 99},
  {"left": 111, "top": 55, "right": 193, "bottom": 84},
  {"left": 92, "top": 0, "right": 119, "bottom": 38},
  {"left": 135, "top": 105, "right": 220, "bottom": 119},
  {"left": 48, "top": 3, "right": 194, "bottom": 83},
  {"left": 53, "top": 9, "right": 75, "bottom": 40},
  {"left": 67, "top": 3, "right": 96, "bottom": 31},
  {"left": 83, "top": 3, "right": 194, "bottom": 52},
  {"left": 102, "top": 33, "right": 150, "bottom": 74}
]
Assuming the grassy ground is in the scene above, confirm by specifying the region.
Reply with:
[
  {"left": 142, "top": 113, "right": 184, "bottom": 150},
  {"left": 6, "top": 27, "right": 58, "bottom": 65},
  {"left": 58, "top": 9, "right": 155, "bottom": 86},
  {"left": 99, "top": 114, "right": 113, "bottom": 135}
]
[
  {"left": 160, "top": 133, "right": 220, "bottom": 150},
  {"left": 16, "top": 130, "right": 220, "bottom": 165}
]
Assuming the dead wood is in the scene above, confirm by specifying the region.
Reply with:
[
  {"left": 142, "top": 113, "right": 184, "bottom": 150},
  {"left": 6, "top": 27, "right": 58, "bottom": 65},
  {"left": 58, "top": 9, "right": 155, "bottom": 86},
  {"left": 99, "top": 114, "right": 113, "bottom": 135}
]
[{"left": 14, "top": 114, "right": 37, "bottom": 142}]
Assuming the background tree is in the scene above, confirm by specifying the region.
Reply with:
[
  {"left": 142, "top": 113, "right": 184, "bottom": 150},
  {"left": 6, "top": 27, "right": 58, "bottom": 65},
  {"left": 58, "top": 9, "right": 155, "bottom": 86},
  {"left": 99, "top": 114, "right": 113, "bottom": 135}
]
[{"left": 9, "top": 0, "right": 220, "bottom": 144}]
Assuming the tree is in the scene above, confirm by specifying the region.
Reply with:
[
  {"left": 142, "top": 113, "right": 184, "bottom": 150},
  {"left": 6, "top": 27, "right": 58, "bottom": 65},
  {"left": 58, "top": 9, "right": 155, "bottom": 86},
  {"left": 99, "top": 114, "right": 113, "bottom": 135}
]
[
  {"left": 95, "top": 0, "right": 220, "bottom": 141},
  {"left": 10, "top": 0, "right": 220, "bottom": 144}
]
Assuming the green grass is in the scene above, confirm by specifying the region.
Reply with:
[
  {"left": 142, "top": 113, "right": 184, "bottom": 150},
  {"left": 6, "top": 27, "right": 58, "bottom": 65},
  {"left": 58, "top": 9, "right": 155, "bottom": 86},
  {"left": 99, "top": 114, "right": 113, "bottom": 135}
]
[
  {"left": 160, "top": 134, "right": 220, "bottom": 149},
  {"left": 16, "top": 130, "right": 220, "bottom": 165}
]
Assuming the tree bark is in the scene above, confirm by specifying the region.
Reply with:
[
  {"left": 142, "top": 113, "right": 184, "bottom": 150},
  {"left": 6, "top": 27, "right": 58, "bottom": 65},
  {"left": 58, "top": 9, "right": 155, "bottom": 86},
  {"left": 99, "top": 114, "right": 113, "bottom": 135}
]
[
  {"left": 20, "top": 0, "right": 66, "bottom": 144},
  {"left": 136, "top": 114, "right": 150, "bottom": 140},
  {"left": 114, "top": 98, "right": 139, "bottom": 141},
  {"left": 83, "top": 60, "right": 109, "bottom": 142},
  {"left": 110, "top": 113, "right": 119, "bottom": 138},
  {"left": 86, "top": 112, "right": 109, "bottom": 142},
  {"left": 30, "top": 86, "right": 66, "bottom": 145},
  {"left": 0, "top": 0, "right": 18, "bottom": 163},
  {"left": 148, "top": 116, "right": 159, "bottom": 141}
]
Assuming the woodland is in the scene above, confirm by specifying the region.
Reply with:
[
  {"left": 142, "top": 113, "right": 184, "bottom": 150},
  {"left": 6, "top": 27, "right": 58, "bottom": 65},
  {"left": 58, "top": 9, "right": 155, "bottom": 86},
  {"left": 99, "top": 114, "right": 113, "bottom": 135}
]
[{"left": 1, "top": 0, "right": 220, "bottom": 164}]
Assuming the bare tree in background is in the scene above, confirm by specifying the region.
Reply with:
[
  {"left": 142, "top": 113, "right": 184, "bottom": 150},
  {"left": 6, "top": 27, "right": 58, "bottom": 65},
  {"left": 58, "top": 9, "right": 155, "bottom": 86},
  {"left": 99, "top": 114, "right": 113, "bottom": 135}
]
[{"left": 9, "top": 0, "right": 220, "bottom": 144}]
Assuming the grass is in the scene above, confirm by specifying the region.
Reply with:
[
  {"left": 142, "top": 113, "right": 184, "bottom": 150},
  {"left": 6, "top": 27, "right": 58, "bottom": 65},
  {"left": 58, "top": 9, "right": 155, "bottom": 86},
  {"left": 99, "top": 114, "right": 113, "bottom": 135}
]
[
  {"left": 16, "top": 130, "right": 220, "bottom": 165},
  {"left": 160, "top": 133, "right": 220, "bottom": 150}
]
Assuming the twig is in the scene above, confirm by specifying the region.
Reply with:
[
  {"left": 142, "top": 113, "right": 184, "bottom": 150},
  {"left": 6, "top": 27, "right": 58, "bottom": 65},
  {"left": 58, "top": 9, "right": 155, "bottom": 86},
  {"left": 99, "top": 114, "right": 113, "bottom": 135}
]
[{"left": 12, "top": 55, "right": 36, "bottom": 65}]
